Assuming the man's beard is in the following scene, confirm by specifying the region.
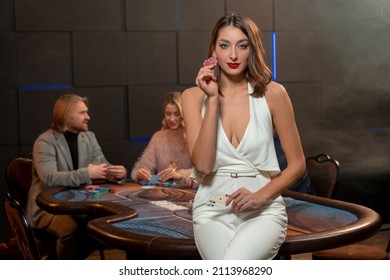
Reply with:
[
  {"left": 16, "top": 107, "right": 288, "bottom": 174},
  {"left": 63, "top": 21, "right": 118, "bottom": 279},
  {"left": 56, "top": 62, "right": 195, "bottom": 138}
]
[{"left": 70, "top": 123, "right": 89, "bottom": 132}]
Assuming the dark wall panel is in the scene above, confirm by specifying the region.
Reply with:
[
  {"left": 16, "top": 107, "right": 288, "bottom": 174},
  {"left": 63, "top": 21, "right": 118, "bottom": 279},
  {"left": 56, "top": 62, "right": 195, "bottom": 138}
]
[
  {"left": 226, "top": 0, "right": 274, "bottom": 30},
  {"left": 20, "top": 144, "right": 33, "bottom": 156},
  {"left": 275, "top": 0, "right": 322, "bottom": 30},
  {"left": 0, "top": 147, "right": 21, "bottom": 187},
  {"left": 73, "top": 0, "right": 123, "bottom": 31},
  {"left": 276, "top": 31, "right": 321, "bottom": 81},
  {"left": 128, "top": 141, "right": 149, "bottom": 175},
  {"left": 320, "top": 0, "right": 384, "bottom": 31},
  {"left": 0, "top": 0, "right": 14, "bottom": 31},
  {"left": 76, "top": 87, "right": 128, "bottom": 140},
  {"left": 16, "top": 33, "right": 72, "bottom": 86},
  {"left": 284, "top": 82, "right": 322, "bottom": 156},
  {"left": 19, "top": 89, "right": 70, "bottom": 144},
  {"left": 0, "top": 32, "right": 17, "bottom": 87},
  {"left": 178, "top": 31, "right": 210, "bottom": 85},
  {"left": 99, "top": 139, "right": 132, "bottom": 172},
  {"left": 261, "top": 31, "right": 273, "bottom": 75},
  {"left": 73, "top": 32, "right": 127, "bottom": 86},
  {"left": 125, "top": 0, "right": 177, "bottom": 31},
  {"left": 126, "top": 32, "right": 177, "bottom": 85},
  {"left": 178, "top": 0, "right": 225, "bottom": 31},
  {"left": 15, "top": 0, "right": 72, "bottom": 31},
  {"left": 0, "top": 89, "right": 18, "bottom": 145}
]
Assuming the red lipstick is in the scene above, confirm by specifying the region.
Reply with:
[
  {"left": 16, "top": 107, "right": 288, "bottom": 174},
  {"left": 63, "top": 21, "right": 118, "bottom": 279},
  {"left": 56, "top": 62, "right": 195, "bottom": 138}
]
[{"left": 227, "top": 63, "right": 240, "bottom": 69}]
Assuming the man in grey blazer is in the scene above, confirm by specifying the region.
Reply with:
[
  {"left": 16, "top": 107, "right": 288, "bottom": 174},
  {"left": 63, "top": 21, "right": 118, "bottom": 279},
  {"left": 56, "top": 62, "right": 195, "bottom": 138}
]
[{"left": 26, "top": 94, "right": 127, "bottom": 259}]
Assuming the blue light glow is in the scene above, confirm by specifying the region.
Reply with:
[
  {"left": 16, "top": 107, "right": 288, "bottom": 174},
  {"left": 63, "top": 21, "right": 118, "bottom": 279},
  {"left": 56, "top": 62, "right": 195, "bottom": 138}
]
[
  {"left": 129, "top": 138, "right": 151, "bottom": 142},
  {"left": 367, "top": 127, "right": 390, "bottom": 133}
]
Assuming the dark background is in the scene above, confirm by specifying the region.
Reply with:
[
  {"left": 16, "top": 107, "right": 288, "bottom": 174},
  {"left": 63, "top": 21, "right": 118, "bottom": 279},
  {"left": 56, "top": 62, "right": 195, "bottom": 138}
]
[{"left": 1, "top": 0, "right": 389, "bottom": 240}]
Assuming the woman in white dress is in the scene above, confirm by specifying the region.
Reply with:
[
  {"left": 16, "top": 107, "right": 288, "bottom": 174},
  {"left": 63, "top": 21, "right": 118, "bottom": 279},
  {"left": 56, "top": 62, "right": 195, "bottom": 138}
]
[{"left": 182, "top": 13, "right": 306, "bottom": 259}]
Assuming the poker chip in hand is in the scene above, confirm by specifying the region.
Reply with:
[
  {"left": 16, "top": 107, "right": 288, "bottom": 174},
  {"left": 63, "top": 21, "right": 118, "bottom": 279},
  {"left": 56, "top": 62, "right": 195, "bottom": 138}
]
[{"left": 203, "top": 56, "right": 217, "bottom": 68}]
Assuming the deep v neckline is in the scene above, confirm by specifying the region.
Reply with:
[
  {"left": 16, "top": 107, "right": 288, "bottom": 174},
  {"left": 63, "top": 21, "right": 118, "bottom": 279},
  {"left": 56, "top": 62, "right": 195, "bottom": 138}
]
[{"left": 219, "top": 84, "right": 252, "bottom": 150}]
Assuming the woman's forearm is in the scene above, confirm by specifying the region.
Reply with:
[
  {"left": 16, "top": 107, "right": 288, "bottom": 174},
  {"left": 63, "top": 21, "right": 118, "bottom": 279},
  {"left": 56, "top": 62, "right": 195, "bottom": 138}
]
[{"left": 190, "top": 96, "right": 219, "bottom": 175}]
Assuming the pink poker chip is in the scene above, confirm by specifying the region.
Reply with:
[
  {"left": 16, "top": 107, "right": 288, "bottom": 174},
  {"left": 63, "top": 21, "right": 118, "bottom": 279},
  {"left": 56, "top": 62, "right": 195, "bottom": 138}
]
[{"left": 203, "top": 56, "right": 217, "bottom": 67}]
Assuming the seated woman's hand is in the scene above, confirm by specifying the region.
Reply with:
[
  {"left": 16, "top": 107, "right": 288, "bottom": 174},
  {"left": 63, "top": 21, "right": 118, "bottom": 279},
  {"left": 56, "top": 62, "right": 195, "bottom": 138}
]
[
  {"left": 158, "top": 167, "right": 185, "bottom": 182},
  {"left": 184, "top": 177, "right": 195, "bottom": 188},
  {"left": 158, "top": 167, "right": 174, "bottom": 182},
  {"left": 136, "top": 168, "right": 151, "bottom": 182}
]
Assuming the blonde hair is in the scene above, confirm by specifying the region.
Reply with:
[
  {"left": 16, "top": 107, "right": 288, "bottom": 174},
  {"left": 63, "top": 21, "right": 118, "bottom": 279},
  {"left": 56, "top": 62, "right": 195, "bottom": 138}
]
[
  {"left": 161, "top": 92, "right": 184, "bottom": 129},
  {"left": 51, "top": 94, "right": 88, "bottom": 133}
]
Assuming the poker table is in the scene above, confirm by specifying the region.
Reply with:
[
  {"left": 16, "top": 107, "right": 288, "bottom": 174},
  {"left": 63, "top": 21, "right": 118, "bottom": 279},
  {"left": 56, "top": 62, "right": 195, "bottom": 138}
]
[{"left": 36, "top": 182, "right": 382, "bottom": 259}]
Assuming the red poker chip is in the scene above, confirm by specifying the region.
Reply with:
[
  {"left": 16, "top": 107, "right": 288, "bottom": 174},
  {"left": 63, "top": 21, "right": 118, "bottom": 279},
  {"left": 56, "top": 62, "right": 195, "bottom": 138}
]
[{"left": 203, "top": 57, "right": 217, "bottom": 67}]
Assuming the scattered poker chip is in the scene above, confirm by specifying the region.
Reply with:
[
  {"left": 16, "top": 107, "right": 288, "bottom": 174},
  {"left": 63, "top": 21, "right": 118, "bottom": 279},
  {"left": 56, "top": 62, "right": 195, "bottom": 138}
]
[
  {"left": 139, "top": 181, "right": 180, "bottom": 187},
  {"left": 85, "top": 185, "right": 99, "bottom": 191},
  {"left": 85, "top": 185, "right": 110, "bottom": 197},
  {"left": 140, "top": 181, "right": 156, "bottom": 186},
  {"left": 164, "top": 182, "right": 176, "bottom": 187},
  {"left": 100, "top": 186, "right": 110, "bottom": 193},
  {"left": 88, "top": 190, "right": 102, "bottom": 199}
]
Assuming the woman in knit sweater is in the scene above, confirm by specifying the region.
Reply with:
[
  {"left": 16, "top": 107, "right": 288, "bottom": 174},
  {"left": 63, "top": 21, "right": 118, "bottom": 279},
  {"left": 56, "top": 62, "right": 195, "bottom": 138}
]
[{"left": 131, "top": 92, "right": 193, "bottom": 186}]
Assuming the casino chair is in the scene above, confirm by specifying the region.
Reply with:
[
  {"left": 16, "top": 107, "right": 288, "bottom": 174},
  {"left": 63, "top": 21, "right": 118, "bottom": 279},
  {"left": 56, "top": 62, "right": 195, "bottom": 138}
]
[
  {"left": 305, "top": 153, "right": 340, "bottom": 198},
  {"left": 6, "top": 154, "right": 34, "bottom": 208},
  {"left": 5, "top": 154, "right": 106, "bottom": 260},
  {"left": 5, "top": 154, "right": 56, "bottom": 259},
  {"left": 306, "top": 154, "right": 389, "bottom": 260},
  {"left": 3, "top": 192, "right": 41, "bottom": 260}
]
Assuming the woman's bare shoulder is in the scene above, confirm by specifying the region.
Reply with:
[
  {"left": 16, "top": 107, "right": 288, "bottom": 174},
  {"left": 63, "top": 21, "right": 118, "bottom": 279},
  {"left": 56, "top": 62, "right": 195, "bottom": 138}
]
[
  {"left": 265, "top": 81, "right": 289, "bottom": 101},
  {"left": 265, "top": 81, "right": 287, "bottom": 95},
  {"left": 264, "top": 81, "right": 292, "bottom": 113},
  {"left": 183, "top": 86, "right": 205, "bottom": 101}
]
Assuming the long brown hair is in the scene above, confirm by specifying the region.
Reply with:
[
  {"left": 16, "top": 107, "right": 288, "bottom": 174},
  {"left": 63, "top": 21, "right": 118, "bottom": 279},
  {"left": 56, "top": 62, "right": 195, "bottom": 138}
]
[
  {"left": 51, "top": 94, "right": 88, "bottom": 133},
  {"left": 208, "top": 13, "right": 272, "bottom": 97}
]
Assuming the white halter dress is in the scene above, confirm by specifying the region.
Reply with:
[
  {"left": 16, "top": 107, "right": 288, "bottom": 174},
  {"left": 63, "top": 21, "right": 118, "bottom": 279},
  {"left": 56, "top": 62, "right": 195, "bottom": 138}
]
[{"left": 191, "top": 83, "right": 287, "bottom": 260}]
